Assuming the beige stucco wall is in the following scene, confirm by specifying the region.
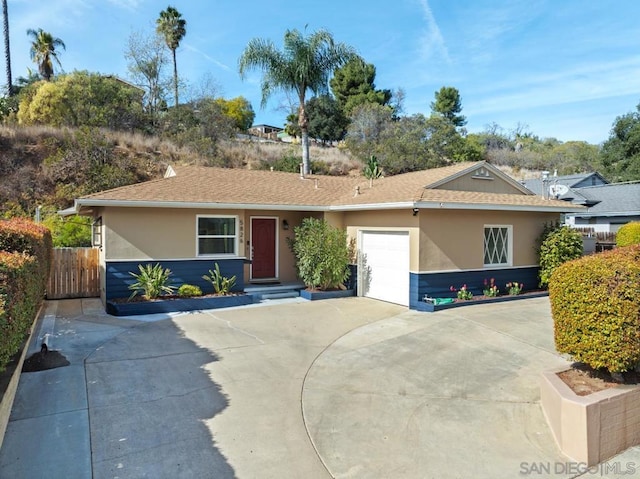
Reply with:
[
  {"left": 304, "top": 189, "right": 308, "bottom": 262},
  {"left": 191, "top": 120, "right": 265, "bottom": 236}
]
[
  {"left": 101, "top": 206, "right": 323, "bottom": 284},
  {"left": 418, "top": 209, "right": 560, "bottom": 271}
]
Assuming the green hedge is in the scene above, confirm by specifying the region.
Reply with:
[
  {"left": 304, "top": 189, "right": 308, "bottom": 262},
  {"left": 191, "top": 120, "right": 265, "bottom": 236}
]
[
  {"left": 550, "top": 245, "right": 640, "bottom": 373},
  {"left": 0, "top": 251, "right": 40, "bottom": 371},
  {"left": 538, "top": 226, "right": 583, "bottom": 288},
  {"left": 616, "top": 221, "right": 640, "bottom": 247},
  {"left": 0, "top": 217, "right": 53, "bottom": 298}
]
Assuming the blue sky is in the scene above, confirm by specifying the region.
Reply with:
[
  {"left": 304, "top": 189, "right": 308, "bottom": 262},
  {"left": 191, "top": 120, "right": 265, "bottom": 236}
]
[{"left": 7, "top": 0, "right": 640, "bottom": 144}]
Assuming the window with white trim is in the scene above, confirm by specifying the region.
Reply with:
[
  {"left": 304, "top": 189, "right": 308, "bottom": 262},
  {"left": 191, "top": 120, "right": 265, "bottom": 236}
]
[
  {"left": 197, "top": 215, "right": 238, "bottom": 256},
  {"left": 483, "top": 225, "right": 512, "bottom": 266}
]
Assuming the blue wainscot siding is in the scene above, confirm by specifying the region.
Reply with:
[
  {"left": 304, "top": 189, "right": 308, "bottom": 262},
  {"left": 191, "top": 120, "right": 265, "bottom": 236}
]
[
  {"left": 409, "top": 266, "right": 541, "bottom": 311},
  {"left": 105, "top": 258, "right": 245, "bottom": 300}
]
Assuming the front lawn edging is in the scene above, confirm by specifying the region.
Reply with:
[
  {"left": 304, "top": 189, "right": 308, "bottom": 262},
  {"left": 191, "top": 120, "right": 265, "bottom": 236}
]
[
  {"left": 299, "top": 289, "right": 355, "bottom": 301},
  {"left": 415, "top": 291, "right": 549, "bottom": 312},
  {"left": 540, "top": 368, "right": 640, "bottom": 466},
  {"left": 106, "top": 294, "right": 255, "bottom": 316}
]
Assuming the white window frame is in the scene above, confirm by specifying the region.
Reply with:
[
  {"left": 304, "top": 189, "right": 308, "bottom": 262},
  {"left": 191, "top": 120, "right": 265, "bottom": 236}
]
[
  {"left": 483, "top": 225, "right": 513, "bottom": 267},
  {"left": 196, "top": 215, "right": 239, "bottom": 257},
  {"left": 92, "top": 216, "right": 102, "bottom": 248}
]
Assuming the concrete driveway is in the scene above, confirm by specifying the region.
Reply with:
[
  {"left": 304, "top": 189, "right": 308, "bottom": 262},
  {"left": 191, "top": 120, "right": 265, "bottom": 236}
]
[{"left": 1, "top": 296, "right": 639, "bottom": 478}]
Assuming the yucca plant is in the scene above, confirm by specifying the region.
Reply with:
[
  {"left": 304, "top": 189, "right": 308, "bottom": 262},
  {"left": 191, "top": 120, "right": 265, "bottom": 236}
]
[
  {"left": 202, "top": 262, "right": 236, "bottom": 295},
  {"left": 128, "top": 263, "right": 175, "bottom": 300}
]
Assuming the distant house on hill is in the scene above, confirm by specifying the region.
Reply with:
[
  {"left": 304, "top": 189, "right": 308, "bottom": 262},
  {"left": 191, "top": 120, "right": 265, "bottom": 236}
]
[{"left": 248, "top": 124, "right": 283, "bottom": 141}]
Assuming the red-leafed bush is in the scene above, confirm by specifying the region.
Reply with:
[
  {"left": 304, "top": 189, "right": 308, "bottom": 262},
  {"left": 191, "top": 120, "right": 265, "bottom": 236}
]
[{"left": 0, "top": 217, "right": 52, "bottom": 297}]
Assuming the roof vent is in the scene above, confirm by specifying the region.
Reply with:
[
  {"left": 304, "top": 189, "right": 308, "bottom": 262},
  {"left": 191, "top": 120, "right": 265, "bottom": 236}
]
[
  {"left": 354, "top": 186, "right": 360, "bottom": 197},
  {"left": 314, "top": 179, "right": 319, "bottom": 189},
  {"left": 299, "top": 163, "right": 304, "bottom": 179}
]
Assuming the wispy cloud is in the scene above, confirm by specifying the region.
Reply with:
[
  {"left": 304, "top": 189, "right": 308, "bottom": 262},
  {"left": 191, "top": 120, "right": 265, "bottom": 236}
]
[
  {"left": 106, "top": 0, "right": 144, "bottom": 11},
  {"left": 183, "top": 44, "right": 231, "bottom": 72},
  {"left": 468, "top": 56, "right": 640, "bottom": 116},
  {"left": 416, "top": 0, "right": 450, "bottom": 65}
]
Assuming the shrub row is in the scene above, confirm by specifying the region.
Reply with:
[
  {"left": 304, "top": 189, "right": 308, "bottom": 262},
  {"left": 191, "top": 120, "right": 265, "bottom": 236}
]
[
  {"left": 0, "top": 218, "right": 53, "bottom": 371},
  {"left": 550, "top": 245, "right": 640, "bottom": 373},
  {"left": 0, "top": 217, "right": 53, "bottom": 297},
  {"left": 0, "top": 252, "right": 40, "bottom": 371},
  {"left": 616, "top": 221, "right": 640, "bottom": 247}
]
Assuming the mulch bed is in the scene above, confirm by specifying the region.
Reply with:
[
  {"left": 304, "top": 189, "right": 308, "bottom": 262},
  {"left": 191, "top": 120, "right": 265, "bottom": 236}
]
[{"left": 557, "top": 363, "right": 640, "bottom": 396}]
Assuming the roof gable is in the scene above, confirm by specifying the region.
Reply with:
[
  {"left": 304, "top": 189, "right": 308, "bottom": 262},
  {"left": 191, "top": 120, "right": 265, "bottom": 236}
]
[{"left": 427, "top": 162, "right": 533, "bottom": 195}]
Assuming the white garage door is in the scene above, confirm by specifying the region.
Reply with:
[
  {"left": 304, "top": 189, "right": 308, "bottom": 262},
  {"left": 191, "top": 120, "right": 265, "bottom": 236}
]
[{"left": 360, "top": 231, "right": 410, "bottom": 306}]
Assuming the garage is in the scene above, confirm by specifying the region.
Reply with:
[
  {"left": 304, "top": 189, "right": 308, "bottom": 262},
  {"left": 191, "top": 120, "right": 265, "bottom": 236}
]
[{"left": 359, "top": 230, "right": 410, "bottom": 306}]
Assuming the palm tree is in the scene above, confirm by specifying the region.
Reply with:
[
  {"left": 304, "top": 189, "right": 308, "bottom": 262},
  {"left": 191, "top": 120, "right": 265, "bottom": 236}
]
[
  {"left": 239, "top": 28, "right": 357, "bottom": 175},
  {"left": 27, "top": 28, "right": 65, "bottom": 81},
  {"left": 2, "top": 0, "right": 12, "bottom": 95},
  {"left": 156, "top": 6, "right": 186, "bottom": 107}
]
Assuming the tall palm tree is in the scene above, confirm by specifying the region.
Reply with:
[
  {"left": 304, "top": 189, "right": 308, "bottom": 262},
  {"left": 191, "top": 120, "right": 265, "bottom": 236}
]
[
  {"left": 2, "top": 0, "right": 11, "bottom": 95},
  {"left": 27, "top": 28, "right": 65, "bottom": 81},
  {"left": 239, "top": 28, "right": 357, "bottom": 175},
  {"left": 156, "top": 6, "right": 186, "bottom": 107}
]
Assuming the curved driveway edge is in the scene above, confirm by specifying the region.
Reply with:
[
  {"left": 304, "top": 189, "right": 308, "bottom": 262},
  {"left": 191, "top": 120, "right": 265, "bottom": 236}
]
[{"left": 301, "top": 297, "right": 625, "bottom": 479}]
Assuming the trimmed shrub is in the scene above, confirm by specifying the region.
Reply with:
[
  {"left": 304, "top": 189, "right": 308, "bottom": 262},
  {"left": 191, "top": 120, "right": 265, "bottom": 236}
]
[
  {"left": 549, "top": 245, "right": 640, "bottom": 373},
  {"left": 0, "top": 251, "right": 40, "bottom": 371},
  {"left": 289, "top": 218, "right": 350, "bottom": 290},
  {"left": 616, "top": 221, "right": 640, "bottom": 247},
  {"left": 0, "top": 217, "right": 53, "bottom": 297},
  {"left": 538, "top": 226, "right": 583, "bottom": 287},
  {"left": 178, "top": 284, "right": 203, "bottom": 297}
]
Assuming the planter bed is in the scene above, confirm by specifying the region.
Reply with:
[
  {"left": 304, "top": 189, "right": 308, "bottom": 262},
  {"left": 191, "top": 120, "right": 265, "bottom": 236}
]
[
  {"left": 299, "top": 289, "right": 355, "bottom": 301},
  {"left": 540, "top": 368, "right": 640, "bottom": 466},
  {"left": 106, "top": 294, "right": 255, "bottom": 316},
  {"left": 416, "top": 291, "right": 549, "bottom": 312}
]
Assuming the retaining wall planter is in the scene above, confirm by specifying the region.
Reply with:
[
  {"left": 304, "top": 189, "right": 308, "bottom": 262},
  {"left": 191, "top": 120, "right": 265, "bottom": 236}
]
[
  {"left": 299, "top": 289, "right": 355, "bottom": 301},
  {"left": 540, "top": 368, "right": 640, "bottom": 466},
  {"left": 415, "top": 291, "right": 549, "bottom": 312},
  {"left": 106, "top": 294, "right": 255, "bottom": 316}
]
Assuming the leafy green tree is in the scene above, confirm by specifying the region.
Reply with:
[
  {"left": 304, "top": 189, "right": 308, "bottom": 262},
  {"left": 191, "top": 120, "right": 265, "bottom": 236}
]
[
  {"left": 431, "top": 86, "right": 466, "bottom": 127},
  {"left": 125, "top": 30, "right": 170, "bottom": 127},
  {"left": 27, "top": 28, "right": 65, "bottom": 81},
  {"left": 156, "top": 6, "right": 186, "bottom": 107},
  {"left": 3, "top": 0, "right": 12, "bottom": 96},
  {"left": 289, "top": 217, "right": 350, "bottom": 290},
  {"left": 214, "top": 96, "right": 255, "bottom": 131},
  {"left": 306, "top": 94, "right": 348, "bottom": 143},
  {"left": 538, "top": 226, "right": 583, "bottom": 287},
  {"left": 17, "top": 71, "right": 145, "bottom": 130},
  {"left": 599, "top": 104, "right": 640, "bottom": 182},
  {"left": 330, "top": 57, "right": 391, "bottom": 116},
  {"left": 239, "top": 28, "right": 357, "bottom": 175},
  {"left": 42, "top": 212, "right": 91, "bottom": 247},
  {"left": 284, "top": 112, "right": 300, "bottom": 138}
]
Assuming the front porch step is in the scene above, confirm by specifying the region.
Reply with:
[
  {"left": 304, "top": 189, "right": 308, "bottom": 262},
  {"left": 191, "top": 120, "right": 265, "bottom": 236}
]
[
  {"left": 260, "top": 291, "right": 300, "bottom": 300},
  {"left": 244, "top": 282, "right": 304, "bottom": 300}
]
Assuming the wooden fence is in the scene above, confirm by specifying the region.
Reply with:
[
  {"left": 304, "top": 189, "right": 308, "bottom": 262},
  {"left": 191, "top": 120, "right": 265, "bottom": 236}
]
[{"left": 47, "top": 247, "right": 100, "bottom": 299}]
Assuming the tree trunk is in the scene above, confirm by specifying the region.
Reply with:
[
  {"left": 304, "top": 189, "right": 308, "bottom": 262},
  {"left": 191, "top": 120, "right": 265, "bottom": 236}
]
[
  {"left": 172, "top": 47, "right": 178, "bottom": 107},
  {"left": 2, "top": 0, "right": 11, "bottom": 96},
  {"left": 298, "top": 99, "right": 310, "bottom": 174}
]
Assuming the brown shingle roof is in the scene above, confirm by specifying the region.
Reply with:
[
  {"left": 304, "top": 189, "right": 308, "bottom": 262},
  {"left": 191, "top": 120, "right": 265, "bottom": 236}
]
[{"left": 77, "top": 162, "right": 584, "bottom": 211}]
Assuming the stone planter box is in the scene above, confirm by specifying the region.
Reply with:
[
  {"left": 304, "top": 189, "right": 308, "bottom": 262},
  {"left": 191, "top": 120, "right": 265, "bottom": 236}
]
[
  {"left": 416, "top": 291, "right": 549, "bottom": 312},
  {"left": 540, "top": 368, "right": 640, "bottom": 466},
  {"left": 299, "top": 289, "right": 355, "bottom": 301},
  {"left": 106, "top": 294, "right": 255, "bottom": 316}
]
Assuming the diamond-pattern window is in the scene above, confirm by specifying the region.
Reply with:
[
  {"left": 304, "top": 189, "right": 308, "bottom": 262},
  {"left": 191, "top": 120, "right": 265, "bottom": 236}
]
[{"left": 484, "top": 226, "right": 510, "bottom": 266}]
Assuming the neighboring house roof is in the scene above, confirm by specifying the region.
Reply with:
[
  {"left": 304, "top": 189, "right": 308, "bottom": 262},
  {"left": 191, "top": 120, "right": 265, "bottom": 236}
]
[
  {"left": 569, "top": 182, "right": 640, "bottom": 218},
  {"left": 522, "top": 172, "right": 608, "bottom": 202},
  {"left": 66, "top": 161, "right": 584, "bottom": 215}
]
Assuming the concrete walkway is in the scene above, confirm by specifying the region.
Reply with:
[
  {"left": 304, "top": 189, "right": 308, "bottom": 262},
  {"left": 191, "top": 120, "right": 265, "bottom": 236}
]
[{"left": 1, "top": 297, "right": 639, "bottom": 478}]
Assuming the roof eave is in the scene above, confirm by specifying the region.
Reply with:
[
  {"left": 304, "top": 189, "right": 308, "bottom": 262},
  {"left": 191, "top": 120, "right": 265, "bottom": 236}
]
[{"left": 74, "top": 199, "right": 329, "bottom": 212}]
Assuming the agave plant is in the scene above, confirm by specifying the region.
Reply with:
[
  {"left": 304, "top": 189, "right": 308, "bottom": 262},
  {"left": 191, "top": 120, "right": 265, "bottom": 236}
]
[
  {"left": 128, "top": 263, "right": 175, "bottom": 300},
  {"left": 202, "top": 262, "right": 236, "bottom": 295}
]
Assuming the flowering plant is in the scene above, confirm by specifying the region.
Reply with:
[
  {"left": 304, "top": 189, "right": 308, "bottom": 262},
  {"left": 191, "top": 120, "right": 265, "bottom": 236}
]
[
  {"left": 483, "top": 278, "right": 499, "bottom": 297},
  {"left": 506, "top": 281, "right": 523, "bottom": 295},
  {"left": 450, "top": 284, "right": 473, "bottom": 300}
]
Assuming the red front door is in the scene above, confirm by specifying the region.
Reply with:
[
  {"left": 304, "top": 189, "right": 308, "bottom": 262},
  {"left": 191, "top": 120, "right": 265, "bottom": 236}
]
[{"left": 251, "top": 218, "right": 276, "bottom": 279}]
